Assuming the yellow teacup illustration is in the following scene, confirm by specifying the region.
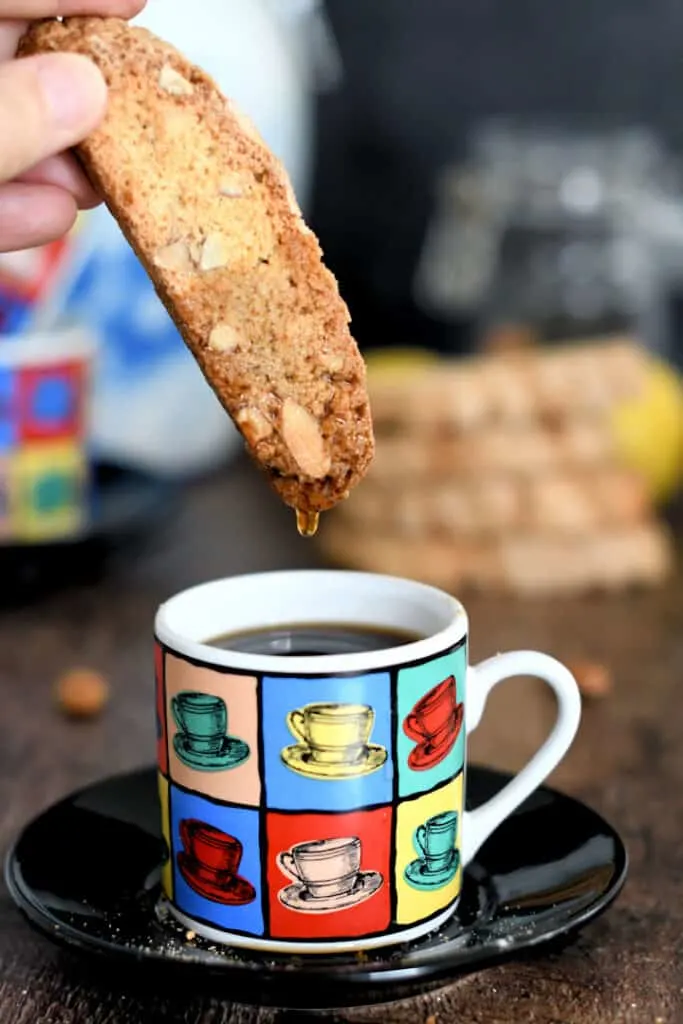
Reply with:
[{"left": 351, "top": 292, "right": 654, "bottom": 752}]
[{"left": 282, "top": 702, "right": 387, "bottom": 779}]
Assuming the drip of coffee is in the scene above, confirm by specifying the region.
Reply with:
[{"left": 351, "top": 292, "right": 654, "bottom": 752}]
[{"left": 205, "top": 622, "right": 423, "bottom": 657}]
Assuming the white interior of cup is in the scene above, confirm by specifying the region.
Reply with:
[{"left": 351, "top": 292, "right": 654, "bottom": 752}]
[
  {"left": 0, "top": 325, "right": 95, "bottom": 368},
  {"left": 155, "top": 569, "right": 466, "bottom": 674}
]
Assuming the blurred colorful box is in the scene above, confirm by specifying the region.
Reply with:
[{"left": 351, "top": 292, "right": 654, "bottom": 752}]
[{"left": 0, "top": 327, "right": 94, "bottom": 544}]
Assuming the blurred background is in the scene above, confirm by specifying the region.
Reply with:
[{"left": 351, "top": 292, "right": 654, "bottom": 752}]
[{"left": 1, "top": 0, "right": 682, "bottom": 607}]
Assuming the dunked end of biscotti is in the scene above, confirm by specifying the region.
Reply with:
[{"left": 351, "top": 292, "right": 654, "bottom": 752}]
[{"left": 19, "top": 17, "right": 374, "bottom": 519}]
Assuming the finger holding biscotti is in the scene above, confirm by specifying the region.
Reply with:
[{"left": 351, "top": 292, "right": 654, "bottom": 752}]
[
  {"left": 0, "top": 52, "right": 106, "bottom": 183},
  {"left": 0, "top": 0, "right": 145, "bottom": 16}
]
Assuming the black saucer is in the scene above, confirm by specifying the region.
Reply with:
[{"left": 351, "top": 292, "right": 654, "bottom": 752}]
[{"left": 4, "top": 765, "right": 627, "bottom": 1011}]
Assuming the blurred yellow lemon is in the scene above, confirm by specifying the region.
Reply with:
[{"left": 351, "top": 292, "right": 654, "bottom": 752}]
[
  {"left": 365, "top": 347, "right": 440, "bottom": 380},
  {"left": 611, "top": 356, "right": 683, "bottom": 503}
]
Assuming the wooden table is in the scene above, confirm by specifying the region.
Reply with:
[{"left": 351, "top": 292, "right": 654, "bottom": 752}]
[{"left": 0, "top": 459, "right": 681, "bottom": 1024}]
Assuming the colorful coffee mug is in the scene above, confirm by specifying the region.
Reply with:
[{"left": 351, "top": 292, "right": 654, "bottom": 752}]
[
  {"left": 154, "top": 570, "right": 581, "bottom": 954},
  {"left": 0, "top": 326, "right": 94, "bottom": 543}
]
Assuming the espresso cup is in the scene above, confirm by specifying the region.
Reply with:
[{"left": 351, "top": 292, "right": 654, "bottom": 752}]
[
  {"left": 287, "top": 703, "right": 373, "bottom": 766},
  {"left": 155, "top": 569, "right": 581, "bottom": 954},
  {"left": 279, "top": 837, "right": 361, "bottom": 899},
  {"left": 172, "top": 692, "right": 227, "bottom": 755}
]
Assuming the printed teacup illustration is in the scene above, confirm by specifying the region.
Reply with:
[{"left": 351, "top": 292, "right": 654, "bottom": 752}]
[
  {"left": 171, "top": 690, "right": 250, "bottom": 771},
  {"left": 177, "top": 818, "right": 256, "bottom": 905},
  {"left": 404, "top": 811, "right": 460, "bottom": 890},
  {"left": 403, "top": 675, "right": 464, "bottom": 771},
  {"left": 277, "top": 836, "right": 383, "bottom": 912},
  {"left": 281, "top": 701, "right": 388, "bottom": 779}
]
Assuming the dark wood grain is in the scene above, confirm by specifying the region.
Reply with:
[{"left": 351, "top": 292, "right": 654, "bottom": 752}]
[{"left": 0, "top": 457, "right": 681, "bottom": 1024}]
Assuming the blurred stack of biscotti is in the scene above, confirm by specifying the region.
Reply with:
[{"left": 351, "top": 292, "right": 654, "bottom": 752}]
[{"left": 317, "top": 338, "right": 676, "bottom": 595}]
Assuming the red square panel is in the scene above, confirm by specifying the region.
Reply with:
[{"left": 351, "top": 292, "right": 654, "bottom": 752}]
[
  {"left": 18, "top": 361, "right": 86, "bottom": 442},
  {"left": 266, "top": 806, "right": 392, "bottom": 941}
]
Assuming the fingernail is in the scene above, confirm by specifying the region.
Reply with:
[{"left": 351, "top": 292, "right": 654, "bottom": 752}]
[{"left": 36, "top": 53, "right": 106, "bottom": 132}]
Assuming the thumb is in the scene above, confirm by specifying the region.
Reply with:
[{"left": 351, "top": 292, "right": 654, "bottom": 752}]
[{"left": 0, "top": 52, "right": 107, "bottom": 184}]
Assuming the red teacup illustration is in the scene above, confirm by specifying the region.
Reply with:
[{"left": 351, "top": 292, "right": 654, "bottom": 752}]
[
  {"left": 177, "top": 818, "right": 256, "bottom": 905},
  {"left": 403, "top": 675, "right": 464, "bottom": 770}
]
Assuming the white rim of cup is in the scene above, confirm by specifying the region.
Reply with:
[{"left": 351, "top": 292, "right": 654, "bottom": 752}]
[
  {"left": 155, "top": 569, "right": 468, "bottom": 677},
  {"left": 0, "top": 325, "right": 95, "bottom": 368}
]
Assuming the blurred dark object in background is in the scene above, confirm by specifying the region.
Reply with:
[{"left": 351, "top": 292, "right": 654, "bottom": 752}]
[
  {"left": 0, "top": 463, "right": 176, "bottom": 607},
  {"left": 311, "top": 0, "right": 683, "bottom": 369},
  {"left": 414, "top": 124, "right": 683, "bottom": 357}
]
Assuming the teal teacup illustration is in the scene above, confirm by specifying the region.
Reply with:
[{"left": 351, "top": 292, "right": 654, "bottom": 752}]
[
  {"left": 404, "top": 811, "right": 460, "bottom": 890},
  {"left": 417, "top": 811, "right": 458, "bottom": 873},
  {"left": 172, "top": 692, "right": 227, "bottom": 755},
  {"left": 171, "top": 691, "right": 250, "bottom": 772}
]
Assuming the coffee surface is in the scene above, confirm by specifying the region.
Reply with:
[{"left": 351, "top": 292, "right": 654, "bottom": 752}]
[{"left": 205, "top": 623, "right": 423, "bottom": 656}]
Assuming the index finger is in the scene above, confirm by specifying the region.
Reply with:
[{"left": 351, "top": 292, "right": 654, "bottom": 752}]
[{"left": 0, "top": 0, "right": 145, "bottom": 17}]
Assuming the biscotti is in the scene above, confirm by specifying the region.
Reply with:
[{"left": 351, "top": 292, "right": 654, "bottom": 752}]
[
  {"left": 368, "top": 340, "right": 647, "bottom": 434},
  {"left": 331, "top": 468, "right": 650, "bottom": 538},
  {"left": 319, "top": 519, "right": 673, "bottom": 595},
  {"left": 20, "top": 17, "right": 374, "bottom": 520},
  {"left": 320, "top": 338, "right": 674, "bottom": 595}
]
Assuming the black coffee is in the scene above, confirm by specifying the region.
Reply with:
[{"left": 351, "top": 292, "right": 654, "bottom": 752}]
[{"left": 205, "top": 622, "right": 423, "bottom": 657}]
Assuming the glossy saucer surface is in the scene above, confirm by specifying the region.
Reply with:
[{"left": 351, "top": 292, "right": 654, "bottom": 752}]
[{"left": 4, "top": 765, "right": 627, "bottom": 1010}]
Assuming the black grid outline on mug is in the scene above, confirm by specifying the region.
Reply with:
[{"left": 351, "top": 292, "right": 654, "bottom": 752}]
[
  {"left": 393, "top": 769, "right": 465, "bottom": 935},
  {"left": 157, "top": 640, "right": 169, "bottom": 779},
  {"left": 159, "top": 772, "right": 175, "bottom": 903},
  {"left": 156, "top": 634, "right": 467, "bottom": 810},
  {"left": 156, "top": 635, "right": 468, "bottom": 942},
  {"left": 155, "top": 645, "right": 177, "bottom": 904},
  {"left": 388, "top": 663, "right": 400, "bottom": 925},
  {"left": 390, "top": 651, "right": 466, "bottom": 930},
  {"left": 160, "top": 648, "right": 263, "bottom": 804}
]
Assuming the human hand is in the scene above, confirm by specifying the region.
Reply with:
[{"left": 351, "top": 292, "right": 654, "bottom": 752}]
[{"left": 0, "top": 0, "right": 146, "bottom": 253}]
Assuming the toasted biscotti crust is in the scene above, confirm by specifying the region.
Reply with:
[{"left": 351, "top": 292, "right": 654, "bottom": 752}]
[{"left": 20, "top": 17, "right": 374, "bottom": 516}]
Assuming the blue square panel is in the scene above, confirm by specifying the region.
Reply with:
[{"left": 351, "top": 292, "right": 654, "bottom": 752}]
[
  {"left": 0, "top": 368, "right": 16, "bottom": 451},
  {"left": 261, "top": 671, "right": 394, "bottom": 812},
  {"left": 170, "top": 786, "right": 264, "bottom": 937}
]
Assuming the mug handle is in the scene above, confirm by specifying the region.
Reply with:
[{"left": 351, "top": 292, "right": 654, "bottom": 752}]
[
  {"left": 278, "top": 851, "right": 300, "bottom": 881},
  {"left": 286, "top": 709, "right": 307, "bottom": 745},
  {"left": 461, "top": 650, "right": 581, "bottom": 865}
]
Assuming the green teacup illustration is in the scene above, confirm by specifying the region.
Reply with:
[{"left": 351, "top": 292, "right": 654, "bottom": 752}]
[
  {"left": 416, "top": 811, "right": 458, "bottom": 873},
  {"left": 172, "top": 692, "right": 227, "bottom": 755},
  {"left": 171, "top": 691, "right": 250, "bottom": 771},
  {"left": 404, "top": 811, "right": 460, "bottom": 891}
]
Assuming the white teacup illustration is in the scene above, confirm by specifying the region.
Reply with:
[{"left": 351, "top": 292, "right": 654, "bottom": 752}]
[
  {"left": 279, "top": 837, "right": 360, "bottom": 899},
  {"left": 277, "top": 836, "right": 383, "bottom": 912}
]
